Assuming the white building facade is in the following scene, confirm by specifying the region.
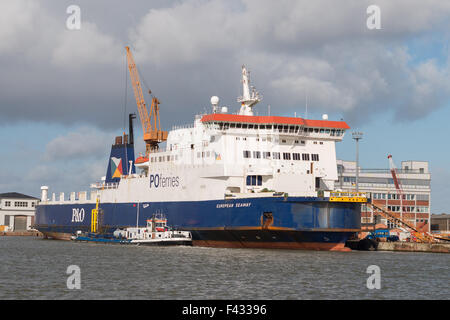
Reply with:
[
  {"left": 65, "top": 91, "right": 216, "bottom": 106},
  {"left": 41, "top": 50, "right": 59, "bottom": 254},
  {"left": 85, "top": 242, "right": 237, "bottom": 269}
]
[{"left": 0, "top": 192, "right": 39, "bottom": 232}]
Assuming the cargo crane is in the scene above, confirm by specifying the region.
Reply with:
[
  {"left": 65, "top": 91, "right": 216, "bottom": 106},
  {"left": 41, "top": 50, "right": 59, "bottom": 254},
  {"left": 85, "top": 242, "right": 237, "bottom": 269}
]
[
  {"left": 125, "top": 46, "right": 167, "bottom": 155},
  {"left": 368, "top": 155, "right": 448, "bottom": 243}
]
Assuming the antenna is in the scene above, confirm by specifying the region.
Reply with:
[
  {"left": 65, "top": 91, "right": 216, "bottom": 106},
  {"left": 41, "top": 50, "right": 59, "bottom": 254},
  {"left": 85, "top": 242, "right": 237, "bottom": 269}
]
[{"left": 305, "top": 94, "right": 308, "bottom": 119}]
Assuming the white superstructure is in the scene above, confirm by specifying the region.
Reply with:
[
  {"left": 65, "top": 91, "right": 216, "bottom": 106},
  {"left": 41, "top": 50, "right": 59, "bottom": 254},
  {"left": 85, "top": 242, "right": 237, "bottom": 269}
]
[{"left": 42, "top": 66, "right": 350, "bottom": 205}]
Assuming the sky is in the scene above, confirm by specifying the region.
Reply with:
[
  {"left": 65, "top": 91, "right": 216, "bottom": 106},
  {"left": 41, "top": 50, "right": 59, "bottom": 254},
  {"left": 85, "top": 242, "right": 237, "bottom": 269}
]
[{"left": 0, "top": 0, "right": 449, "bottom": 213}]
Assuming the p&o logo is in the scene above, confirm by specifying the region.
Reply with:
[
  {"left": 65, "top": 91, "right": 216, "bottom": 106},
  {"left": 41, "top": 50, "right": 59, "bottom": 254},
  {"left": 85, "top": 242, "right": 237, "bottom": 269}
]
[
  {"left": 71, "top": 208, "right": 85, "bottom": 222},
  {"left": 149, "top": 173, "right": 180, "bottom": 188}
]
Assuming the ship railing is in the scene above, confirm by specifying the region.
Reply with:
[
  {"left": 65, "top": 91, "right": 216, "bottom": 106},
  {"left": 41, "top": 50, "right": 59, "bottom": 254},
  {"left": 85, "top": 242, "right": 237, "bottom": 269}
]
[
  {"left": 330, "top": 191, "right": 367, "bottom": 198},
  {"left": 90, "top": 182, "right": 119, "bottom": 190},
  {"left": 329, "top": 191, "right": 368, "bottom": 202}
]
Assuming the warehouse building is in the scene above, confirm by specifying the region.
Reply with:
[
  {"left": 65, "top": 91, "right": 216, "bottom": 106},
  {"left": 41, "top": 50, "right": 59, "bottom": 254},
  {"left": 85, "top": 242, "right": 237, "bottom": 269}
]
[
  {"left": 0, "top": 192, "right": 40, "bottom": 232},
  {"left": 336, "top": 160, "right": 431, "bottom": 232},
  {"left": 431, "top": 214, "right": 450, "bottom": 234}
]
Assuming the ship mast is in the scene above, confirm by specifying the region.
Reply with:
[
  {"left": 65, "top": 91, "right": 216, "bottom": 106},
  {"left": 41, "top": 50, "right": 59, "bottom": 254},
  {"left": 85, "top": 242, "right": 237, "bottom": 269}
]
[{"left": 237, "top": 65, "right": 261, "bottom": 116}]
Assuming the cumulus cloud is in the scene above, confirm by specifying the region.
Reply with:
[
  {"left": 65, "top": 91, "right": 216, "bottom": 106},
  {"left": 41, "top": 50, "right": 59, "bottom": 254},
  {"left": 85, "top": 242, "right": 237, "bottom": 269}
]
[
  {"left": 43, "top": 127, "right": 113, "bottom": 161},
  {"left": 0, "top": 0, "right": 450, "bottom": 130}
]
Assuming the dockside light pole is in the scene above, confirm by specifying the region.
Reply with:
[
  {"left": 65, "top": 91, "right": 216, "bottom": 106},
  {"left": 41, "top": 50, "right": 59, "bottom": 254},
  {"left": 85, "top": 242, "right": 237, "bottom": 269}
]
[{"left": 352, "top": 131, "right": 363, "bottom": 192}]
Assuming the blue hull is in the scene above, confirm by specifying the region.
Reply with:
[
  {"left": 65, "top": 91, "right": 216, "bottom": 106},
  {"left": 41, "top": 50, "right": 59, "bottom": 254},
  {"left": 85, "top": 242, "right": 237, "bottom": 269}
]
[{"left": 35, "top": 196, "right": 361, "bottom": 251}]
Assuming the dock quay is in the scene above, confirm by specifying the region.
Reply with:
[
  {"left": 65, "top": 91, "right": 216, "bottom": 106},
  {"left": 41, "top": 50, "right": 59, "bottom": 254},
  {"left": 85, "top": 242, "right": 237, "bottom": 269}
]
[
  {"left": 377, "top": 242, "right": 450, "bottom": 253},
  {"left": 0, "top": 231, "right": 43, "bottom": 237}
]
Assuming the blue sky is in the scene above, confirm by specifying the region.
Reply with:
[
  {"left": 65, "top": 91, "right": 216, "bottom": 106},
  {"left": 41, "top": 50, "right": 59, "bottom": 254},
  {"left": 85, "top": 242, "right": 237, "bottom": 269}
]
[{"left": 0, "top": 0, "right": 449, "bottom": 214}]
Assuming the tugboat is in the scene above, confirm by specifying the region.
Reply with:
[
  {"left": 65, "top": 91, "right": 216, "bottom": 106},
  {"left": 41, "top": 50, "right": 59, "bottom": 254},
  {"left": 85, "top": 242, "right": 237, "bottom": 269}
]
[{"left": 71, "top": 213, "right": 192, "bottom": 246}]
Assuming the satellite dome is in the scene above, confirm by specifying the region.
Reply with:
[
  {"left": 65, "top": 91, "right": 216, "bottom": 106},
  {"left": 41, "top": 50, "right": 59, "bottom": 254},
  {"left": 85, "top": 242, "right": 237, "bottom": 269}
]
[{"left": 211, "top": 96, "right": 219, "bottom": 105}]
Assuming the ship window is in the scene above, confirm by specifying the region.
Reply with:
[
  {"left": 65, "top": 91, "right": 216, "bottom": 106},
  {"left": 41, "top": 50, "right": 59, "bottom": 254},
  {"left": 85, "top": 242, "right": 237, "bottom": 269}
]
[
  {"left": 253, "top": 151, "right": 261, "bottom": 159},
  {"left": 263, "top": 152, "right": 271, "bottom": 159},
  {"left": 314, "top": 128, "right": 319, "bottom": 133},
  {"left": 308, "top": 128, "right": 313, "bottom": 132},
  {"left": 260, "top": 125, "right": 265, "bottom": 129},
  {"left": 331, "top": 129, "right": 336, "bottom": 136},
  {"left": 266, "top": 125, "right": 272, "bottom": 130},
  {"left": 246, "top": 175, "right": 262, "bottom": 186},
  {"left": 281, "top": 139, "right": 286, "bottom": 143},
  {"left": 273, "top": 152, "right": 280, "bottom": 160},
  {"left": 302, "top": 153, "right": 310, "bottom": 161},
  {"left": 278, "top": 125, "right": 283, "bottom": 132},
  {"left": 325, "top": 129, "right": 330, "bottom": 134},
  {"left": 283, "top": 126, "right": 289, "bottom": 133},
  {"left": 230, "top": 123, "right": 235, "bottom": 128},
  {"left": 242, "top": 124, "right": 248, "bottom": 129},
  {"left": 243, "top": 150, "right": 251, "bottom": 158},
  {"left": 301, "top": 140, "right": 305, "bottom": 145},
  {"left": 311, "top": 154, "right": 319, "bottom": 161},
  {"left": 294, "top": 140, "right": 299, "bottom": 144},
  {"left": 283, "top": 152, "right": 291, "bottom": 160},
  {"left": 293, "top": 153, "right": 301, "bottom": 160},
  {"left": 236, "top": 123, "right": 242, "bottom": 128},
  {"left": 248, "top": 124, "right": 254, "bottom": 129},
  {"left": 289, "top": 126, "right": 295, "bottom": 133},
  {"left": 320, "top": 129, "right": 324, "bottom": 133}
]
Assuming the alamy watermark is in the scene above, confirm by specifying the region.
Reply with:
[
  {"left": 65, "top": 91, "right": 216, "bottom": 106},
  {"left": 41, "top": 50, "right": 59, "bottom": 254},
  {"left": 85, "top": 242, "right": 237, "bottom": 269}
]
[
  {"left": 366, "top": 5, "right": 381, "bottom": 30},
  {"left": 366, "top": 265, "right": 381, "bottom": 289},
  {"left": 66, "top": 265, "right": 81, "bottom": 289},
  {"left": 66, "top": 5, "right": 81, "bottom": 30}
]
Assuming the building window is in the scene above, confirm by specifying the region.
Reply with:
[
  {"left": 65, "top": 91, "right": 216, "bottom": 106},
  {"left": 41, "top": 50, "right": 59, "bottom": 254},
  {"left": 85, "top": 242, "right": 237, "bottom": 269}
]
[
  {"left": 5, "top": 201, "right": 11, "bottom": 207},
  {"left": 14, "top": 201, "right": 28, "bottom": 207},
  {"left": 246, "top": 175, "right": 262, "bottom": 186},
  {"left": 283, "top": 152, "right": 291, "bottom": 160}
]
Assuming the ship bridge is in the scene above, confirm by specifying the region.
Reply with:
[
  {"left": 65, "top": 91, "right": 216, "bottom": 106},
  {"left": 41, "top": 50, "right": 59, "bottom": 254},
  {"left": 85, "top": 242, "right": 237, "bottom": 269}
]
[{"left": 200, "top": 113, "right": 349, "bottom": 140}]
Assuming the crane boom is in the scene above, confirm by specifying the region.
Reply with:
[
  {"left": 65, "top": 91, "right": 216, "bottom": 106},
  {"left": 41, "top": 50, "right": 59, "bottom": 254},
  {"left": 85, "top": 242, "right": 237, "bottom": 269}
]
[{"left": 125, "top": 46, "right": 167, "bottom": 155}]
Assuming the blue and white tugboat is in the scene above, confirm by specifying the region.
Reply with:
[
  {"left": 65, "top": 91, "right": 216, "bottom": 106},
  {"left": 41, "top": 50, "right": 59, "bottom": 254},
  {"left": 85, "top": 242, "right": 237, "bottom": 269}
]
[{"left": 71, "top": 213, "right": 192, "bottom": 246}]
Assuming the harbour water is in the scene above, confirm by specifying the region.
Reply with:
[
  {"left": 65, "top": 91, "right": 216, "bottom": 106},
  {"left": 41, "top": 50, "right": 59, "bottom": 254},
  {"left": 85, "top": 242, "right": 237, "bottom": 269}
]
[{"left": 0, "top": 236, "right": 448, "bottom": 300}]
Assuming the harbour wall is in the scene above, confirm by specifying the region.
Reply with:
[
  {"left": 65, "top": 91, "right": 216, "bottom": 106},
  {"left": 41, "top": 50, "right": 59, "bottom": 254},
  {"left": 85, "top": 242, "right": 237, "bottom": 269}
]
[{"left": 377, "top": 242, "right": 450, "bottom": 253}]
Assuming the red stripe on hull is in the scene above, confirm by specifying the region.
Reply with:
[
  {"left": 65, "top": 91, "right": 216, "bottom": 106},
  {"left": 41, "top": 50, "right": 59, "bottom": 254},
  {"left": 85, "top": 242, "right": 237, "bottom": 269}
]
[{"left": 193, "top": 240, "right": 351, "bottom": 251}]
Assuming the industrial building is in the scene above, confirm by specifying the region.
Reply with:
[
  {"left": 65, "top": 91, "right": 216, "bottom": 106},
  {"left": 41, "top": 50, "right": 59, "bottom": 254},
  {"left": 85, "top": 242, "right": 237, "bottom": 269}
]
[
  {"left": 431, "top": 214, "right": 450, "bottom": 234},
  {"left": 0, "top": 192, "right": 40, "bottom": 232},
  {"left": 336, "top": 160, "right": 431, "bottom": 232}
]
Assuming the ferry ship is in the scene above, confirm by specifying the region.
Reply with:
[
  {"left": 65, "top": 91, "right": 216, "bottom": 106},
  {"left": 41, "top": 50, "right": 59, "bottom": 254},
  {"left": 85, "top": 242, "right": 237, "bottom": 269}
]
[{"left": 35, "top": 65, "right": 366, "bottom": 251}]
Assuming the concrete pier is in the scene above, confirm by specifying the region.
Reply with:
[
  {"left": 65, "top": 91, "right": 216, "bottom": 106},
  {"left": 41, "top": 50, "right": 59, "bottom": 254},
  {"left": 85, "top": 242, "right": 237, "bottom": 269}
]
[
  {"left": 377, "top": 242, "right": 450, "bottom": 253},
  {"left": 0, "top": 231, "right": 44, "bottom": 237}
]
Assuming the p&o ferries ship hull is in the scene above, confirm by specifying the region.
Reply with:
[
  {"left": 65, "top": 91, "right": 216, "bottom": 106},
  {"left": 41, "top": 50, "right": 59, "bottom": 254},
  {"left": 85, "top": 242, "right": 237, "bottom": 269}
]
[{"left": 36, "top": 197, "right": 361, "bottom": 251}]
